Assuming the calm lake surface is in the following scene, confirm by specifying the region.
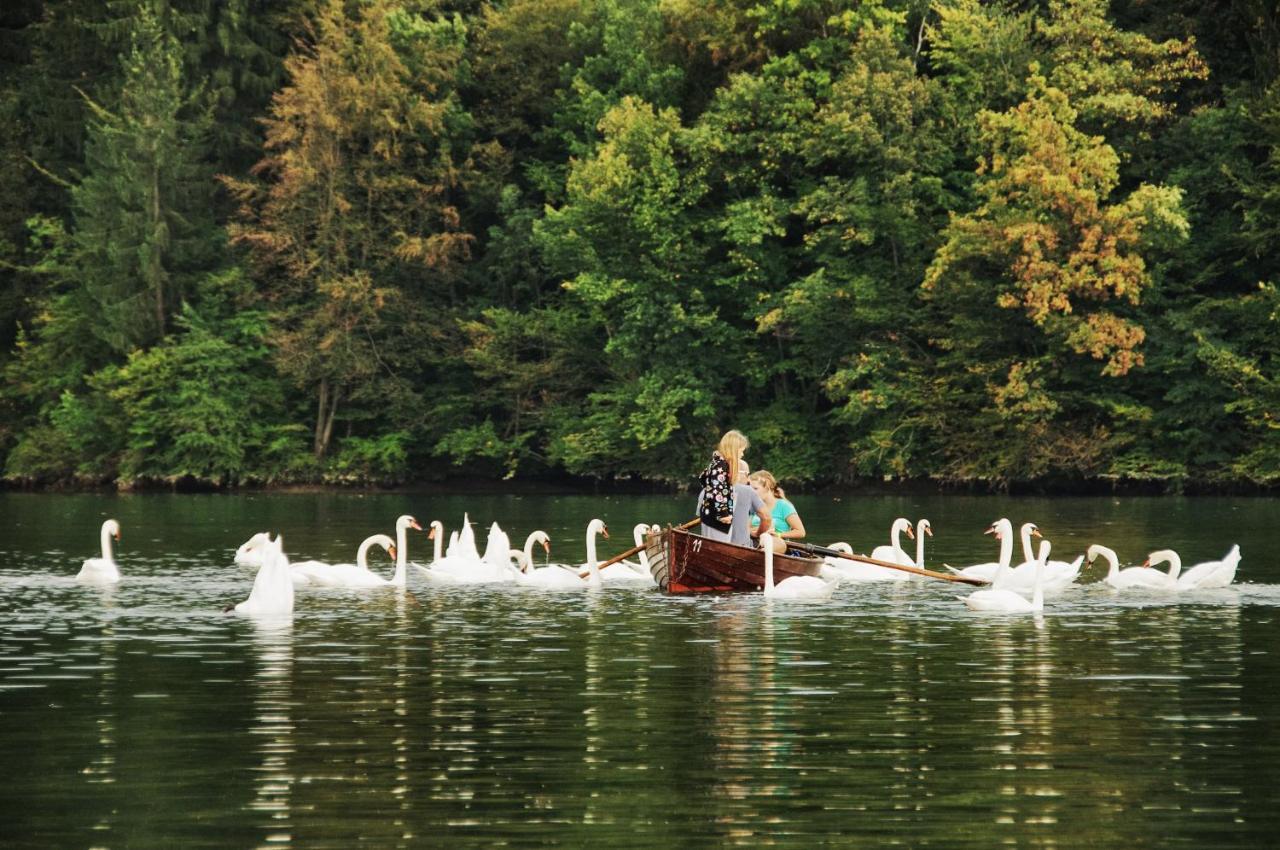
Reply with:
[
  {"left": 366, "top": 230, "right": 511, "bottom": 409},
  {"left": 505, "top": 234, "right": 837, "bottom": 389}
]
[{"left": 2, "top": 491, "right": 1278, "bottom": 848}]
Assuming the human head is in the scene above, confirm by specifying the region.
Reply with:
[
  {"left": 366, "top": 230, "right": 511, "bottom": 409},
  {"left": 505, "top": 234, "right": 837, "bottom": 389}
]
[
  {"left": 748, "top": 470, "right": 783, "bottom": 499},
  {"left": 717, "top": 430, "right": 750, "bottom": 484}
]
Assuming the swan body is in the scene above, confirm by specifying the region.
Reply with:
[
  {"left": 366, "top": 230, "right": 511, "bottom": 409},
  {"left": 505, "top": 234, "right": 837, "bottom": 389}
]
[
  {"left": 870, "top": 518, "right": 914, "bottom": 566},
  {"left": 950, "top": 518, "right": 1013, "bottom": 581},
  {"left": 1175, "top": 545, "right": 1241, "bottom": 590},
  {"left": 234, "top": 535, "right": 294, "bottom": 615},
  {"left": 1090, "top": 545, "right": 1159, "bottom": 590},
  {"left": 763, "top": 533, "right": 838, "bottom": 600},
  {"left": 516, "top": 520, "right": 606, "bottom": 590},
  {"left": 77, "top": 519, "right": 122, "bottom": 583},
  {"left": 235, "top": 532, "right": 272, "bottom": 567},
  {"left": 961, "top": 539, "right": 1047, "bottom": 613},
  {"left": 820, "top": 541, "right": 911, "bottom": 583},
  {"left": 598, "top": 523, "right": 659, "bottom": 585},
  {"left": 420, "top": 520, "right": 514, "bottom": 584}
]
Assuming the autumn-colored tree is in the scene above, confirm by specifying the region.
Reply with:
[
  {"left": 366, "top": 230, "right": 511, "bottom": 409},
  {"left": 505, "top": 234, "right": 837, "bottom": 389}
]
[
  {"left": 225, "top": 0, "right": 475, "bottom": 460},
  {"left": 923, "top": 73, "right": 1188, "bottom": 481}
]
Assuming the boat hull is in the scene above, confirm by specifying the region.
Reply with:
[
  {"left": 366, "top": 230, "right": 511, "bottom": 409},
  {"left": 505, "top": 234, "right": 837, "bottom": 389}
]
[{"left": 645, "top": 527, "right": 823, "bottom": 594}]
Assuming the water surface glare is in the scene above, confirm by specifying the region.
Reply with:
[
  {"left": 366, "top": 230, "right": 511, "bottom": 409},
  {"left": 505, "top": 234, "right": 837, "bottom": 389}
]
[{"left": 1, "top": 492, "right": 1278, "bottom": 847}]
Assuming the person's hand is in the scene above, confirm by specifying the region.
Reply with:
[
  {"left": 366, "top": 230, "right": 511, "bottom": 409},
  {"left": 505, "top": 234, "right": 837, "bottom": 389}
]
[{"left": 718, "top": 515, "right": 732, "bottom": 524}]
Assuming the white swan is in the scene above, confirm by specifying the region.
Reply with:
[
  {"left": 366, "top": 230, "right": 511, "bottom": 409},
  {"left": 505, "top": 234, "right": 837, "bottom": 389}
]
[
  {"left": 1137, "top": 549, "right": 1182, "bottom": 590},
  {"left": 511, "top": 530, "right": 551, "bottom": 571},
  {"left": 291, "top": 534, "right": 398, "bottom": 588},
  {"left": 820, "top": 541, "right": 911, "bottom": 583},
  {"left": 763, "top": 533, "right": 838, "bottom": 601},
  {"left": 870, "top": 518, "right": 914, "bottom": 566},
  {"left": 235, "top": 532, "right": 272, "bottom": 567},
  {"left": 1090, "top": 544, "right": 1159, "bottom": 590},
  {"left": 597, "top": 523, "right": 658, "bottom": 584},
  {"left": 419, "top": 519, "right": 516, "bottom": 584},
  {"left": 961, "top": 539, "right": 1047, "bottom": 613},
  {"left": 913, "top": 518, "right": 933, "bottom": 570},
  {"left": 1175, "top": 545, "right": 1241, "bottom": 590},
  {"left": 77, "top": 519, "right": 122, "bottom": 583},
  {"left": 995, "top": 535, "right": 1082, "bottom": 594},
  {"left": 949, "top": 518, "right": 1013, "bottom": 582},
  {"left": 428, "top": 520, "right": 444, "bottom": 563},
  {"left": 516, "top": 520, "right": 606, "bottom": 590},
  {"left": 233, "top": 535, "right": 294, "bottom": 615}
]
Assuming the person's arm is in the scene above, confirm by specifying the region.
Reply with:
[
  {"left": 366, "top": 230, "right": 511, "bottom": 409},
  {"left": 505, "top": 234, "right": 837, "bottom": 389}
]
[{"left": 753, "top": 512, "right": 773, "bottom": 538}]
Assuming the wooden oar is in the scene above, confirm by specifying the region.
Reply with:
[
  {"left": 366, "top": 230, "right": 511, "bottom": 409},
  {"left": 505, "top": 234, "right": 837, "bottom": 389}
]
[
  {"left": 577, "top": 518, "right": 700, "bottom": 578},
  {"left": 791, "top": 541, "right": 989, "bottom": 586}
]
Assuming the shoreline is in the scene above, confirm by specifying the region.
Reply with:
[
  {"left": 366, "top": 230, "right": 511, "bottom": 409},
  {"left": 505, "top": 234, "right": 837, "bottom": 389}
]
[{"left": 3, "top": 474, "right": 1276, "bottom": 498}]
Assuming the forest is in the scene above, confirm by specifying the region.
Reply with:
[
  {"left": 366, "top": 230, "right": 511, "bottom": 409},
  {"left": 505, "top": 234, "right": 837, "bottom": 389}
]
[{"left": 1, "top": 0, "right": 1277, "bottom": 491}]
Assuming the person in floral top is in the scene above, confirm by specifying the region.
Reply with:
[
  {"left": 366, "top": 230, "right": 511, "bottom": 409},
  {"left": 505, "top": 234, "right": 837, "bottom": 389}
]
[{"left": 698, "top": 430, "right": 747, "bottom": 533}]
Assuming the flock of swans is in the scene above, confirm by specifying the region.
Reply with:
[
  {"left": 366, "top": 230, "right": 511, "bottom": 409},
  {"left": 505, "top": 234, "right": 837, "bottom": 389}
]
[{"left": 70, "top": 512, "right": 1242, "bottom": 616}]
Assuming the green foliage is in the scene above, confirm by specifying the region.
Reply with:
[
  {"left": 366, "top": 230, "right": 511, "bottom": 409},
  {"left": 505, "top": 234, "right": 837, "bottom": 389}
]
[{"left": 3, "top": 0, "right": 1279, "bottom": 491}]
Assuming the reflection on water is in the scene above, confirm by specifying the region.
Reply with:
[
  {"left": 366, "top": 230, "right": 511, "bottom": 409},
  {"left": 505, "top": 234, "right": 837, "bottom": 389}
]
[
  {"left": 0, "top": 492, "right": 1278, "bottom": 847},
  {"left": 246, "top": 616, "right": 294, "bottom": 848}
]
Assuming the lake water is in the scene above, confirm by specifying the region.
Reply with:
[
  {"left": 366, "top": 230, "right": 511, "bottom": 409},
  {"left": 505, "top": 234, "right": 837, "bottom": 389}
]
[{"left": 1, "top": 491, "right": 1277, "bottom": 847}]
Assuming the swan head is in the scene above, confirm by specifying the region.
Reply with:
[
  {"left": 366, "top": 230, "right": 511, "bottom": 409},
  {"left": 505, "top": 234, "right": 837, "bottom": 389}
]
[
  {"left": 1142, "top": 549, "right": 1180, "bottom": 570},
  {"left": 397, "top": 515, "right": 423, "bottom": 533},
  {"left": 829, "top": 541, "right": 853, "bottom": 554},
  {"left": 104, "top": 519, "right": 121, "bottom": 541},
  {"left": 1085, "top": 544, "right": 1117, "bottom": 568},
  {"left": 984, "top": 518, "right": 1013, "bottom": 539},
  {"left": 1023, "top": 522, "right": 1042, "bottom": 538},
  {"left": 533, "top": 531, "right": 551, "bottom": 553},
  {"left": 1036, "top": 539, "right": 1051, "bottom": 563},
  {"left": 428, "top": 521, "right": 442, "bottom": 540},
  {"left": 588, "top": 519, "right": 609, "bottom": 539},
  {"left": 917, "top": 519, "right": 932, "bottom": 538}
]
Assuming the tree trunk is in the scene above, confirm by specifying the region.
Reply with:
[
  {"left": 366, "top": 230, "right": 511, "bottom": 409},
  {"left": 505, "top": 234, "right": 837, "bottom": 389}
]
[
  {"left": 314, "top": 378, "right": 329, "bottom": 458},
  {"left": 152, "top": 158, "right": 165, "bottom": 339}
]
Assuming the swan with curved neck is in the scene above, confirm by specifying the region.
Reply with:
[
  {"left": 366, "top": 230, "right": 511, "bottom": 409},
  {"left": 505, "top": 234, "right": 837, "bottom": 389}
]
[
  {"left": 78, "top": 519, "right": 122, "bottom": 583},
  {"left": 870, "top": 518, "right": 915, "bottom": 566},
  {"left": 1140, "top": 550, "right": 1182, "bottom": 590},
  {"left": 914, "top": 519, "right": 933, "bottom": 570},
  {"left": 1090, "top": 544, "right": 1152, "bottom": 590},
  {"left": 291, "top": 534, "right": 399, "bottom": 588},
  {"left": 429, "top": 521, "right": 444, "bottom": 563},
  {"left": 390, "top": 515, "right": 422, "bottom": 587},
  {"left": 961, "top": 539, "right": 1047, "bottom": 613},
  {"left": 763, "top": 533, "right": 837, "bottom": 600},
  {"left": 584, "top": 518, "right": 608, "bottom": 568}
]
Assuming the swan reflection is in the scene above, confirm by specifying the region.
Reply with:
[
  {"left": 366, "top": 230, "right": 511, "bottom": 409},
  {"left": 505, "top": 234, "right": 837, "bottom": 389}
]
[{"left": 246, "top": 615, "right": 294, "bottom": 848}]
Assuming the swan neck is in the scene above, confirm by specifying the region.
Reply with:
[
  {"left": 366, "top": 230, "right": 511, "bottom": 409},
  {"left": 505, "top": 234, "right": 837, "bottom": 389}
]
[
  {"left": 357, "top": 537, "right": 372, "bottom": 570},
  {"left": 586, "top": 525, "right": 599, "bottom": 567},
  {"left": 764, "top": 536, "right": 775, "bottom": 593},
  {"left": 1020, "top": 526, "right": 1035, "bottom": 563},
  {"left": 100, "top": 524, "right": 114, "bottom": 561},
  {"left": 999, "top": 531, "right": 1013, "bottom": 569},
  {"left": 393, "top": 525, "right": 407, "bottom": 585},
  {"left": 915, "top": 527, "right": 926, "bottom": 567},
  {"left": 523, "top": 533, "right": 536, "bottom": 569},
  {"left": 1032, "top": 556, "right": 1044, "bottom": 610},
  {"left": 433, "top": 525, "right": 443, "bottom": 563}
]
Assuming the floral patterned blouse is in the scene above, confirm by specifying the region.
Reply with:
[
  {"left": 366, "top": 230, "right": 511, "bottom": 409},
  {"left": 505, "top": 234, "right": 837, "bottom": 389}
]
[{"left": 698, "top": 451, "right": 733, "bottom": 533}]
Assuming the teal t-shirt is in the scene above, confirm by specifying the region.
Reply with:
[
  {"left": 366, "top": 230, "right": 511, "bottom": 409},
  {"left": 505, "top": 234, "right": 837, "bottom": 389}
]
[{"left": 750, "top": 498, "right": 797, "bottom": 533}]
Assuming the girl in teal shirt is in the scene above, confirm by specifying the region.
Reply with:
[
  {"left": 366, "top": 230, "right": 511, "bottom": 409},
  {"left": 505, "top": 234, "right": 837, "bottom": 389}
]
[{"left": 748, "top": 470, "right": 807, "bottom": 545}]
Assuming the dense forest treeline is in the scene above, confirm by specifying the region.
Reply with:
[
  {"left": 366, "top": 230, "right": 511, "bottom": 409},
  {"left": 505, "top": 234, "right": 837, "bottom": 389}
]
[{"left": 0, "top": 0, "right": 1277, "bottom": 491}]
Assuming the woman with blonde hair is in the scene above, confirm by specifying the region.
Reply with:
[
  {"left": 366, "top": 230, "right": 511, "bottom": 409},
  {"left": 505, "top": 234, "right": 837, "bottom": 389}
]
[
  {"left": 749, "top": 470, "right": 806, "bottom": 552},
  {"left": 697, "top": 430, "right": 763, "bottom": 542}
]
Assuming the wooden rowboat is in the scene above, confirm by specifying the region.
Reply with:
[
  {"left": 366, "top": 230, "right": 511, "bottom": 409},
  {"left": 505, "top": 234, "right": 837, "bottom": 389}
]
[{"left": 644, "top": 525, "right": 824, "bottom": 594}]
